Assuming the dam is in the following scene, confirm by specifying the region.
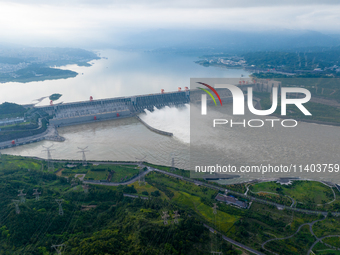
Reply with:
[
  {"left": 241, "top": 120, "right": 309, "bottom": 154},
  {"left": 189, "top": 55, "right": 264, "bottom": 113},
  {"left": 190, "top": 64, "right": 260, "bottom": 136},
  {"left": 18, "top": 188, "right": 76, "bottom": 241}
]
[
  {"left": 35, "top": 80, "right": 272, "bottom": 128},
  {"left": 36, "top": 90, "right": 190, "bottom": 127},
  {"left": 0, "top": 80, "right": 278, "bottom": 148}
]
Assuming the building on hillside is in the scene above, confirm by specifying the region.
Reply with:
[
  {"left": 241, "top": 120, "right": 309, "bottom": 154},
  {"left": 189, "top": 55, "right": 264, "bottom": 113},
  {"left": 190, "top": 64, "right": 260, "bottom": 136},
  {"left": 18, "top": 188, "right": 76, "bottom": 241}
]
[{"left": 215, "top": 193, "right": 247, "bottom": 209}]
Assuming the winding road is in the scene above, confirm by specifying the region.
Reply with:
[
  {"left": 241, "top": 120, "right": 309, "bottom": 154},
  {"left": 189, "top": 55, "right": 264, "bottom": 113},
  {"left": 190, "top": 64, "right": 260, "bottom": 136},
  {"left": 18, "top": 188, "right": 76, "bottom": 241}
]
[
  {"left": 262, "top": 217, "right": 326, "bottom": 255},
  {"left": 20, "top": 157, "right": 340, "bottom": 255}
]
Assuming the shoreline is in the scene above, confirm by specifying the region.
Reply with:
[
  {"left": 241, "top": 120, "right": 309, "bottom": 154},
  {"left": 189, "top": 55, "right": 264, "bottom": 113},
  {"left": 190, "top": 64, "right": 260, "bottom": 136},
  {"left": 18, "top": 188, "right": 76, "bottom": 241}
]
[{"left": 10, "top": 155, "right": 338, "bottom": 186}]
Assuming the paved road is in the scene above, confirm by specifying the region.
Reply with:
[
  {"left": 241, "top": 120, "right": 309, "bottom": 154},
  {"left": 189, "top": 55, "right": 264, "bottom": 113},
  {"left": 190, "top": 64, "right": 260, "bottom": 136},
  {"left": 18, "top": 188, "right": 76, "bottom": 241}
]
[
  {"left": 247, "top": 188, "right": 296, "bottom": 208},
  {"left": 262, "top": 217, "right": 325, "bottom": 255},
  {"left": 0, "top": 124, "right": 64, "bottom": 149},
  {"left": 65, "top": 161, "right": 340, "bottom": 217},
  {"left": 27, "top": 159, "right": 340, "bottom": 255},
  {"left": 121, "top": 189, "right": 263, "bottom": 255},
  {"left": 20, "top": 157, "right": 340, "bottom": 254},
  {"left": 262, "top": 214, "right": 340, "bottom": 255},
  {"left": 123, "top": 193, "right": 149, "bottom": 200},
  {"left": 83, "top": 168, "right": 152, "bottom": 186},
  {"left": 203, "top": 224, "right": 265, "bottom": 255},
  {"left": 308, "top": 234, "right": 340, "bottom": 254}
]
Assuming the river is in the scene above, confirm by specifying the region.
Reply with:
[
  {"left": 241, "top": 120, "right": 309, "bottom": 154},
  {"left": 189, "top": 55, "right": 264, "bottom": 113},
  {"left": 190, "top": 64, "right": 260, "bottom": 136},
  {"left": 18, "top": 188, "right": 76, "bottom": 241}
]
[{"left": 1, "top": 49, "right": 339, "bottom": 184}]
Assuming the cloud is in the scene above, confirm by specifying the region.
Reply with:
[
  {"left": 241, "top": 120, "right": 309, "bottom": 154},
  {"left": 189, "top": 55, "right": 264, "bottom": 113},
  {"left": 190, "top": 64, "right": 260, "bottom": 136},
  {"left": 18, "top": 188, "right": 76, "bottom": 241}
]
[
  {"left": 1, "top": 0, "right": 340, "bottom": 8},
  {"left": 0, "top": 1, "right": 339, "bottom": 47}
]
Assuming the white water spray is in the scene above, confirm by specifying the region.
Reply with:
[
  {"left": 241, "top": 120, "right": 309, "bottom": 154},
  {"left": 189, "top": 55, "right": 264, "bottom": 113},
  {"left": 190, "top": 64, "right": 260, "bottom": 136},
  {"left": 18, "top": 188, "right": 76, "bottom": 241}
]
[{"left": 139, "top": 104, "right": 190, "bottom": 144}]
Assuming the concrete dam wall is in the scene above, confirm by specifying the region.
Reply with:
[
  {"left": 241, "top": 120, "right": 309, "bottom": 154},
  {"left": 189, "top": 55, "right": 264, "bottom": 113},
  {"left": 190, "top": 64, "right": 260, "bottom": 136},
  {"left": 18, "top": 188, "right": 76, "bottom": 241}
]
[
  {"left": 36, "top": 90, "right": 190, "bottom": 128},
  {"left": 36, "top": 86, "right": 270, "bottom": 129},
  {"left": 49, "top": 109, "right": 132, "bottom": 127},
  {"left": 135, "top": 116, "right": 173, "bottom": 137}
]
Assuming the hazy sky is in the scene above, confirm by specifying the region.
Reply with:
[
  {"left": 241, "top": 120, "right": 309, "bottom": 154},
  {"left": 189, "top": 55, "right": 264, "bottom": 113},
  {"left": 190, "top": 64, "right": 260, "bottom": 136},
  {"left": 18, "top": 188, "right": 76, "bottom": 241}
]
[{"left": 1, "top": 0, "right": 340, "bottom": 47}]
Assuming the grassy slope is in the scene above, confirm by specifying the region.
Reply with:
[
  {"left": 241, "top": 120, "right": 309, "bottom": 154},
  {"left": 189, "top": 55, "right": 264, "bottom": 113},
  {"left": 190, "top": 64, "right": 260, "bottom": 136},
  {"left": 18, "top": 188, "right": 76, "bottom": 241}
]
[
  {"left": 64, "top": 164, "right": 139, "bottom": 182},
  {"left": 250, "top": 181, "right": 334, "bottom": 204}
]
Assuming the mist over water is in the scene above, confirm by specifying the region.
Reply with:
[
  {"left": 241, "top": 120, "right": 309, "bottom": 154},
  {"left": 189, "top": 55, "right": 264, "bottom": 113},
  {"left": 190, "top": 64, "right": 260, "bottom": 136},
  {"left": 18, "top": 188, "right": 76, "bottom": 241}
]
[{"left": 140, "top": 105, "right": 190, "bottom": 144}]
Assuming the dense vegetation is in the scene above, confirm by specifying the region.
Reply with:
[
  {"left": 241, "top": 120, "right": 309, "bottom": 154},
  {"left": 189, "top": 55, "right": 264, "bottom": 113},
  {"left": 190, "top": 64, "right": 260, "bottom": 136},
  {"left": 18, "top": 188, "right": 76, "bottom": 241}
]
[
  {"left": 1, "top": 154, "right": 340, "bottom": 254},
  {"left": 0, "top": 102, "right": 51, "bottom": 142},
  {"left": 61, "top": 163, "right": 140, "bottom": 183},
  {"left": 49, "top": 94, "right": 62, "bottom": 101},
  {"left": 143, "top": 162, "right": 190, "bottom": 178},
  {"left": 0, "top": 102, "right": 26, "bottom": 119},
  {"left": 0, "top": 155, "right": 238, "bottom": 255}
]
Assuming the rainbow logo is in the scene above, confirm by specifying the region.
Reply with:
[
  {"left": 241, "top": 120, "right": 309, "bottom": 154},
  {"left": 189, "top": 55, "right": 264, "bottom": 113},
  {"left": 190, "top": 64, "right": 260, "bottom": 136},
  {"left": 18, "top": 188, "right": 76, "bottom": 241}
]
[{"left": 196, "top": 82, "right": 223, "bottom": 106}]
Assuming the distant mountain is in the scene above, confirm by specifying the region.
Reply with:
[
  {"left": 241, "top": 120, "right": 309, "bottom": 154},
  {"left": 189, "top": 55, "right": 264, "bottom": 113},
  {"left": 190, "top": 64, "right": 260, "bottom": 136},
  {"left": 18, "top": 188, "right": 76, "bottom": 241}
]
[{"left": 116, "top": 29, "right": 340, "bottom": 54}]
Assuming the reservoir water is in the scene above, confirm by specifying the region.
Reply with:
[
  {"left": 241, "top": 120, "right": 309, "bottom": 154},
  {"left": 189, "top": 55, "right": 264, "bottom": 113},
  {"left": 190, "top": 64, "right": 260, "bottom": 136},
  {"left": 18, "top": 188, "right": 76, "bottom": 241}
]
[{"left": 1, "top": 50, "right": 339, "bottom": 184}]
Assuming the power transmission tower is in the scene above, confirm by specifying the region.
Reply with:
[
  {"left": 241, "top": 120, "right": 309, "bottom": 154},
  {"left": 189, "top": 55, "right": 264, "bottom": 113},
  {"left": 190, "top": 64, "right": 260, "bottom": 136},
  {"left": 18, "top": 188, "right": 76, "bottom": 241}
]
[
  {"left": 162, "top": 211, "right": 169, "bottom": 225},
  {"left": 55, "top": 199, "right": 64, "bottom": 216},
  {"left": 135, "top": 156, "right": 146, "bottom": 185},
  {"left": 170, "top": 152, "right": 175, "bottom": 171},
  {"left": 18, "top": 190, "right": 26, "bottom": 203},
  {"left": 42, "top": 145, "right": 55, "bottom": 172},
  {"left": 71, "top": 178, "right": 77, "bottom": 187},
  {"left": 51, "top": 244, "right": 65, "bottom": 255},
  {"left": 211, "top": 203, "right": 222, "bottom": 254},
  {"left": 33, "top": 189, "right": 41, "bottom": 201},
  {"left": 82, "top": 184, "right": 89, "bottom": 193},
  {"left": 173, "top": 210, "right": 180, "bottom": 224},
  {"left": 212, "top": 203, "right": 218, "bottom": 215},
  {"left": 77, "top": 146, "right": 89, "bottom": 166},
  {"left": 12, "top": 200, "right": 20, "bottom": 214},
  {"left": 212, "top": 203, "right": 218, "bottom": 230}
]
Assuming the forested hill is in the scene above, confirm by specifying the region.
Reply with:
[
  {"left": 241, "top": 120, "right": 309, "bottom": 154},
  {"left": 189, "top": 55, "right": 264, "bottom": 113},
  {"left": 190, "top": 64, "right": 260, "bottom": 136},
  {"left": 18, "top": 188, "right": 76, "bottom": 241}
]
[{"left": 0, "top": 155, "right": 237, "bottom": 255}]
